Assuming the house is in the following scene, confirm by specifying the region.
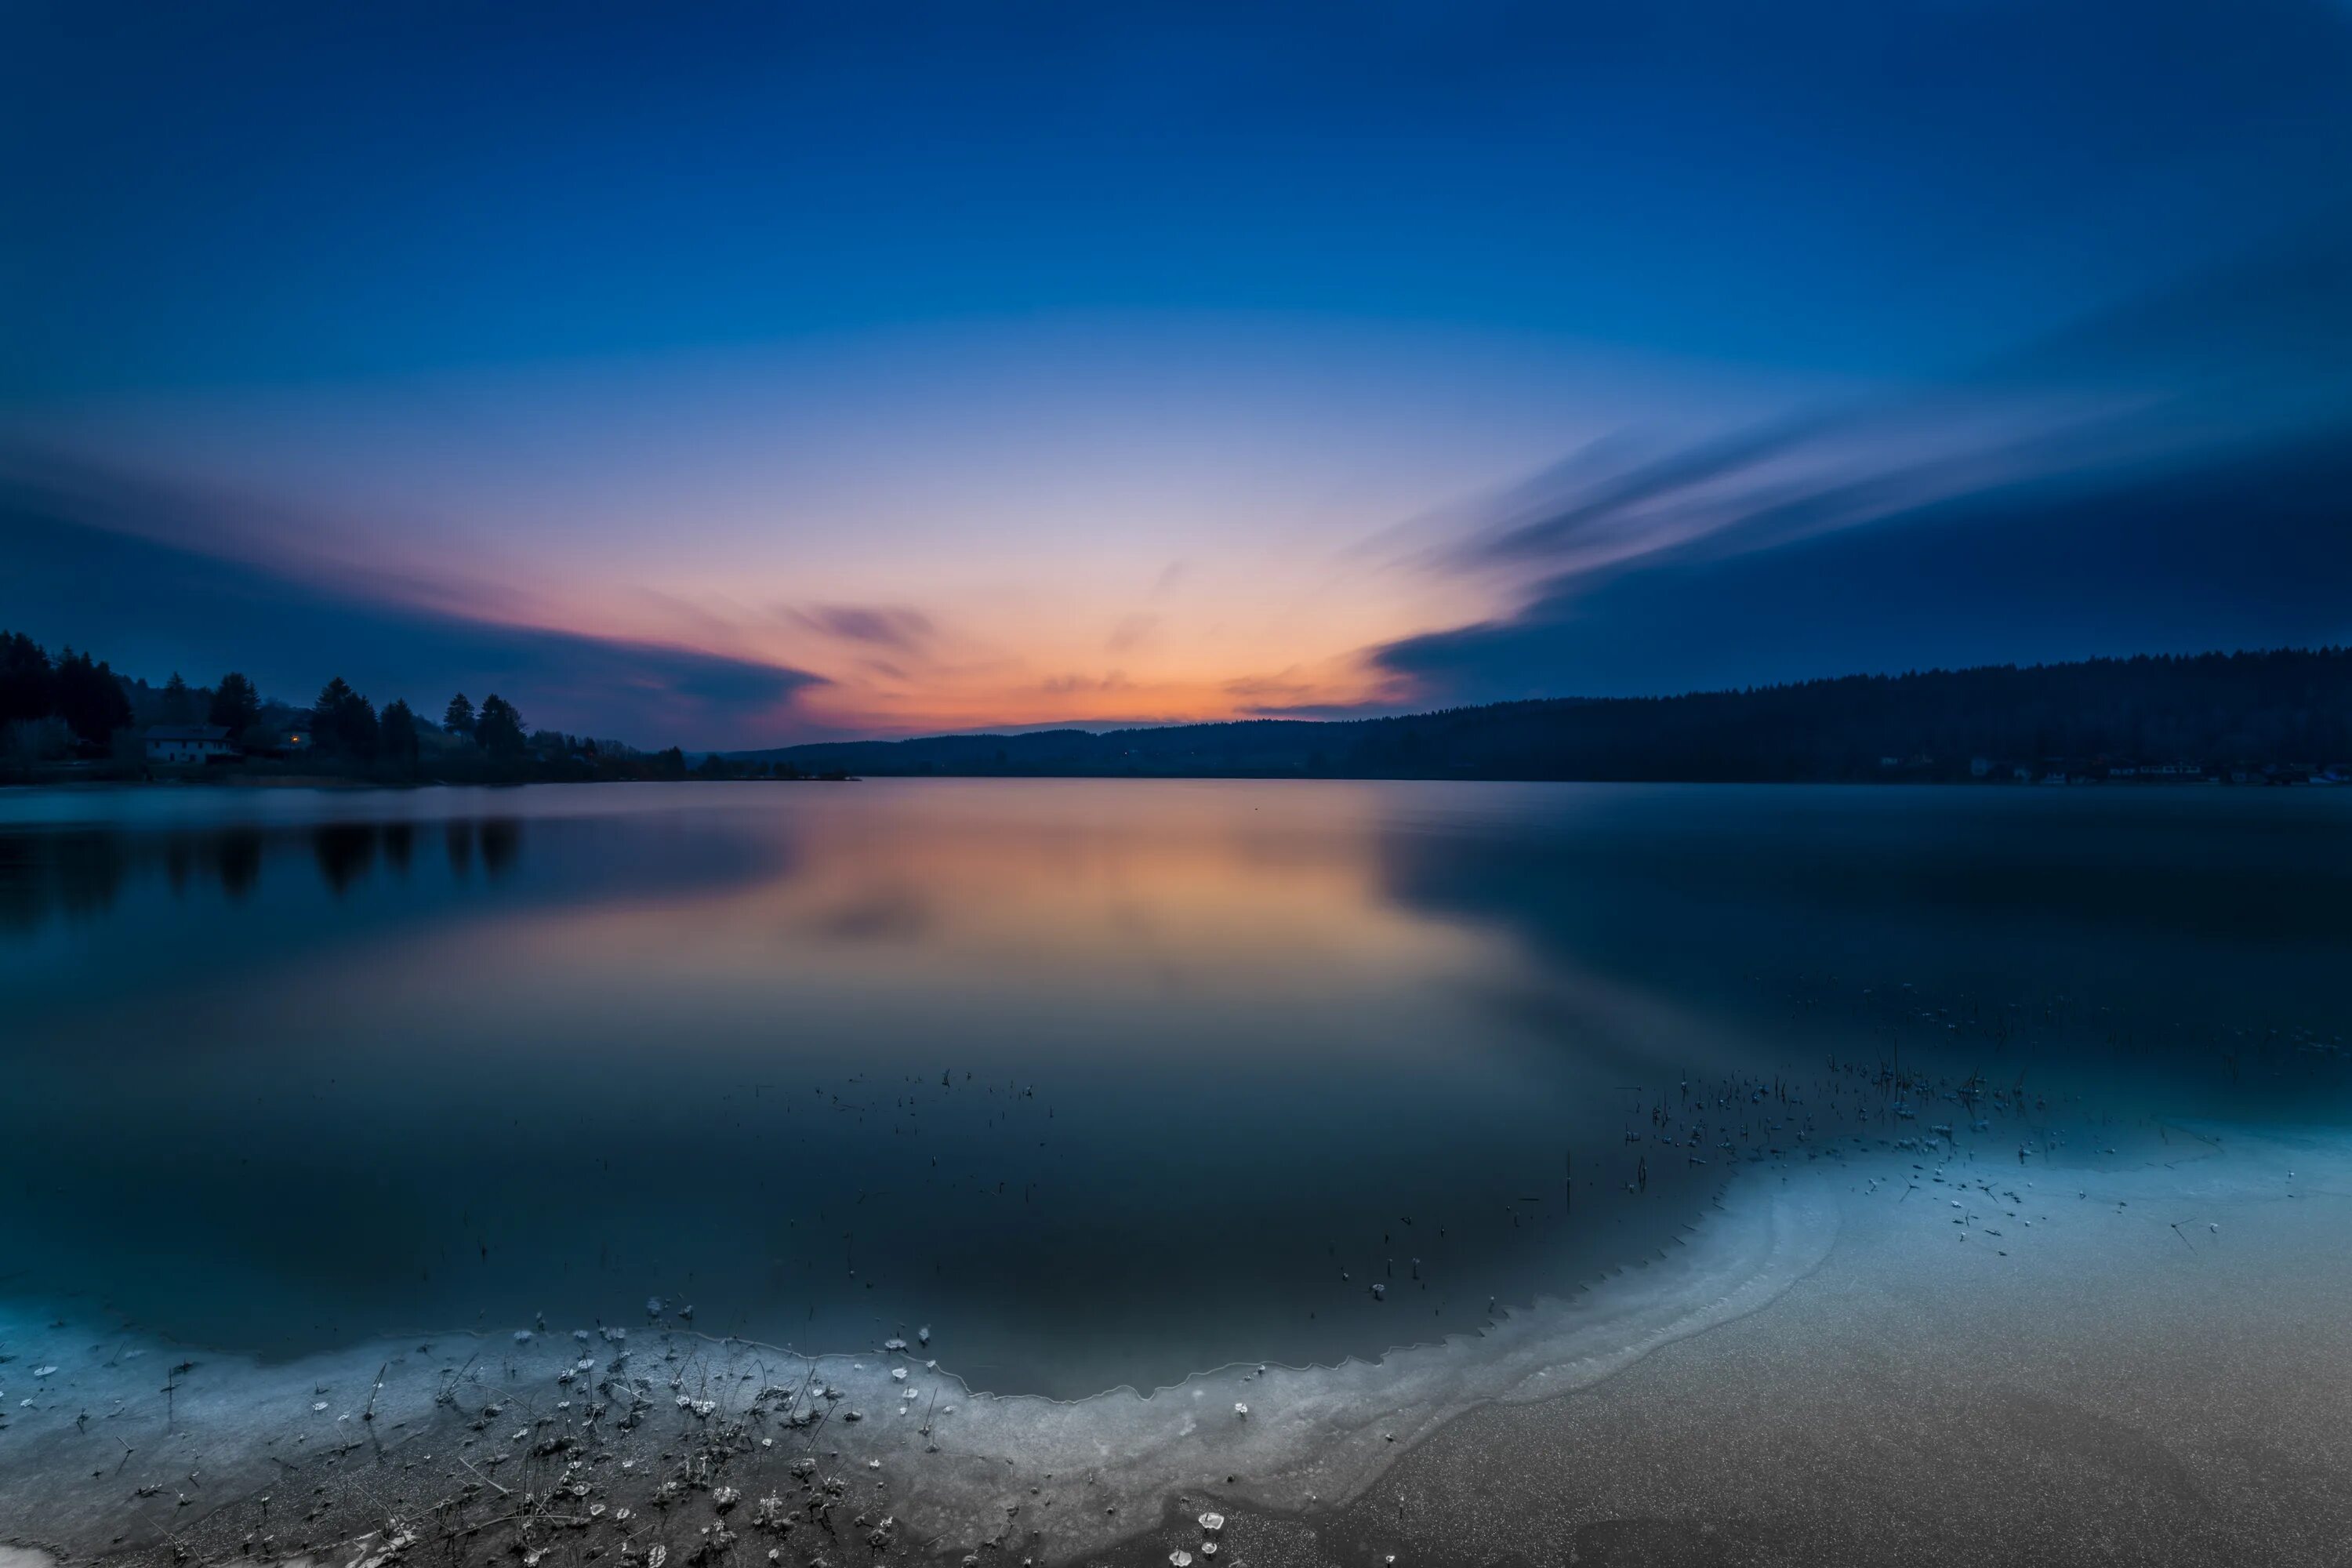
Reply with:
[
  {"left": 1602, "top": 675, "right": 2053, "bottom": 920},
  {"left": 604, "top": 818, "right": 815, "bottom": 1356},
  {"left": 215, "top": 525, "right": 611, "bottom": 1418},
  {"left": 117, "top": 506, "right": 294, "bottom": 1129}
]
[{"left": 143, "top": 724, "right": 238, "bottom": 766}]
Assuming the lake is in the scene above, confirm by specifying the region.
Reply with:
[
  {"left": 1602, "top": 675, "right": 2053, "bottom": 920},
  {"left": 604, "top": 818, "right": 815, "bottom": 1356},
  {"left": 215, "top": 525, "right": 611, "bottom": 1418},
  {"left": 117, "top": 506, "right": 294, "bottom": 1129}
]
[{"left": 2, "top": 779, "right": 2346, "bottom": 1399}]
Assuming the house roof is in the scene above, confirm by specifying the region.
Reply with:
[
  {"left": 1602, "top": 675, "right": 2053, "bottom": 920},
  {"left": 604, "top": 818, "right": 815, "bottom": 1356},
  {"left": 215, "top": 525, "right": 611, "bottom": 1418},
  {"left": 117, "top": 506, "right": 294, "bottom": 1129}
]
[{"left": 143, "top": 724, "right": 231, "bottom": 742}]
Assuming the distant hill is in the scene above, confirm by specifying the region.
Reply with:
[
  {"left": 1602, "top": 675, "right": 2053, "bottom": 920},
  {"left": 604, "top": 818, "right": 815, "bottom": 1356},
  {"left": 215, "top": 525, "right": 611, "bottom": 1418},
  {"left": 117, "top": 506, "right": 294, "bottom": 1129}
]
[{"left": 735, "top": 649, "right": 2352, "bottom": 783}]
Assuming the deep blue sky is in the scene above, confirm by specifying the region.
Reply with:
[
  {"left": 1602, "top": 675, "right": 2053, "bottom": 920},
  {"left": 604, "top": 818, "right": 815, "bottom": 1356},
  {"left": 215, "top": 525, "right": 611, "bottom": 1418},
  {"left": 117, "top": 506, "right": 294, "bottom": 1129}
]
[{"left": 5, "top": 1, "right": 2350, "bottom": 742}]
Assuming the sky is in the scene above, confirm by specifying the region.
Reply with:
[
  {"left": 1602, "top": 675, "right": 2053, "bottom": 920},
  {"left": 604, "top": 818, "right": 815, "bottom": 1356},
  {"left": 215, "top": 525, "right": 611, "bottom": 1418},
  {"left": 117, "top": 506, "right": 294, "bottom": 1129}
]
[{"left": 4, "top": 0, "right": 2350, "bottom": 746}]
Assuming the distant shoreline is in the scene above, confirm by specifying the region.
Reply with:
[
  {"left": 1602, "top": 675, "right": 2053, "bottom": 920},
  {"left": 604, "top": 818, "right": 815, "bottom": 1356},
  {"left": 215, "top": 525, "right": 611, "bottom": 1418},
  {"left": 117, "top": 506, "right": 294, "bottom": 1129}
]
[
  {"left": 731, "top": 648, "right": 2352, "bottom": 786},
  {"left": 8, "top": 772, "right": 2346, "bottom": 804},
  {"left": 0, "top": 771, "right": 862, "bottom": 793}
]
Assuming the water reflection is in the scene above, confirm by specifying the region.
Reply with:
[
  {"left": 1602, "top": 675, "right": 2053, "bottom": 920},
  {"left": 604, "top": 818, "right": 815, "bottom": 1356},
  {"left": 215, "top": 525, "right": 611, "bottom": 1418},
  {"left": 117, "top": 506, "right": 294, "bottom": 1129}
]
[
  {"left": 220, "top": 828, "right": 261, "bottom": 898},
  {"left": 5, "top": 834, "right": 100, "bottom": 928},
  {"left": 313, "top": 822, "right": 377, "bottom": 892},
  {"left": 1375, "top": 786, "right": 2352, "bottom": 1116},
  {"left": 383, "top": 821, "right": 412, "bottom": 873},
  {"left": 0, "top": 815, "right": 530, "bottom": 923},
  {"left": 0, "top": 781, "right": 2343, "bottom": 1398}
]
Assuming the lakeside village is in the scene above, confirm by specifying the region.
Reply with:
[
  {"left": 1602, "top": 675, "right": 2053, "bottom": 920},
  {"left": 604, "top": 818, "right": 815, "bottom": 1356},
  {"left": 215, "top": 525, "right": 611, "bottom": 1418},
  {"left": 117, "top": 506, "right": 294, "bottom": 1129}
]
[{"left": 0, "top": 637, "right": 840, "bottom": 786}]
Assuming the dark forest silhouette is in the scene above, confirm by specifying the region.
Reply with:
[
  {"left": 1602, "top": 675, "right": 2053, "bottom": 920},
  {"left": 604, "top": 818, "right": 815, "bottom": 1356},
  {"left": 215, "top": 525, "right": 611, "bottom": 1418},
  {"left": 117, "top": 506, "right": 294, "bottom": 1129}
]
[
  {"left": 746, "top": 649, "right": 2352, "bottom": 784},
  {"left": 0, "top": 630, "right": 838, "bottom": 783}
]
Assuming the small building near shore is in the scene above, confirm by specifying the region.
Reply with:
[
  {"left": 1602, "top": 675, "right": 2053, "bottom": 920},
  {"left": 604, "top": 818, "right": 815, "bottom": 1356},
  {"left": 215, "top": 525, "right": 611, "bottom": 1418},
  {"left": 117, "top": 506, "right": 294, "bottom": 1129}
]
[
  {"left": 143, "top": 724, "right": 238, "bottom": 765},
  {"left": 249, "top": 728, "right": 310, "bottom": 760}
]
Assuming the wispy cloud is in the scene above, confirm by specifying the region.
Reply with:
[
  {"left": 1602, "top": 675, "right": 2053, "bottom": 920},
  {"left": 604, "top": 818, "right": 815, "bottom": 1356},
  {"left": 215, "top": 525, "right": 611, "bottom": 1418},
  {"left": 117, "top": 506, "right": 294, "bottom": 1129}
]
[
  {"left": 1218, "top": 670, "right": 1413, "bottom": 721},
  {"left": 1373, "top": 210, "right": 2352, "bottom": 706},
  {"left": 1038, "top": 670, "right": 1134, "bottom": 696},
  {"left": 1105, "top": 613, "right": 1159, "bottom": 654},
  {"left": 784, "top": 603, "right": 937, "bottom": 652},
  {"left": 1454, "top": 416, "right": 1832, "bottom": 571}
]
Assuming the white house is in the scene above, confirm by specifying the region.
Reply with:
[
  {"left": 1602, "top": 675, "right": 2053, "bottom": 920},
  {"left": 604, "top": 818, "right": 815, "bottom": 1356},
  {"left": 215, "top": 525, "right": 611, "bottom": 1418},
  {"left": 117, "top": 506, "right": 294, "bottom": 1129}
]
[{"left": 144, "top": 724, "right": 238, "bottom": 765}]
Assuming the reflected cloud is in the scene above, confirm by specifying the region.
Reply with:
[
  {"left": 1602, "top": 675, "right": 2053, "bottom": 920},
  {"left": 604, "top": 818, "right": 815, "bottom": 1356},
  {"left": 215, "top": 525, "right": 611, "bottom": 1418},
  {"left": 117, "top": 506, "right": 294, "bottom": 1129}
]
[
  {"left": 1370, "top": 786, "right": 2352, "bottom": 1089},
  {"left": 810, "top": 887, "right": 937, "bottom": 946}
]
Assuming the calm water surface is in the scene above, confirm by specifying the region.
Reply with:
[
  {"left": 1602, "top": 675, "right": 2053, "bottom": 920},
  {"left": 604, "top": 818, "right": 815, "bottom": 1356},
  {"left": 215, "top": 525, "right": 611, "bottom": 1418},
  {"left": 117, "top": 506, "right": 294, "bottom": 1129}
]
[{"left": 2, "top": 780, "right": 2347, "bottom": 1396}]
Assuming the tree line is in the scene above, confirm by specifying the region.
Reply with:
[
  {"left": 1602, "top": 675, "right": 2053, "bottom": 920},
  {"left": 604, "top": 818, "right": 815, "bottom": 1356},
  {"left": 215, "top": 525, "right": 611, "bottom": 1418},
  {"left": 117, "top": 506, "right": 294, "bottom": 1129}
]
[
  {"left": 2, "top": 630, "right": 138, "bottom": 750},
  {"left": 749, "top": 648, "right": 2352, "bottom": 783},
  {"left": 0, "top": 628, "right": 807, "bottom": 784},
  {"left": 305, "top": 677, "right": 536, "bottom": 768}
]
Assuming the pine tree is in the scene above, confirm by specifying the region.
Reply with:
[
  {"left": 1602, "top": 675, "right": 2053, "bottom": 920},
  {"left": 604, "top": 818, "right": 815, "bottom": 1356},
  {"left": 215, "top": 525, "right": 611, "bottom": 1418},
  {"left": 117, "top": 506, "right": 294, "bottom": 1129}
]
[
  {"left": 379, "top": 699, "right": 421, "bottom": 766},
  {"left": 313, "top": 677, "right": 379, "bottom": 758},
  {"left": 0, "top": 632, "right": 54, "bottom": 728},
  {"left": 53, "top": 648, "right": 133, "bottom": 746},
  {"left": 209, "top": 672, "right": 262, "bottom": 735},
  {"left": 474, "top": 694, "right": 526, "bottom": 758}
]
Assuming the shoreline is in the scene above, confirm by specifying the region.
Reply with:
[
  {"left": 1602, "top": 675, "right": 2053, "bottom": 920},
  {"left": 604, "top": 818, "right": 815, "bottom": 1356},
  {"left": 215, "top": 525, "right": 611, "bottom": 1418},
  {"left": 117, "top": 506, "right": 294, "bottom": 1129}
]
[
  {"left": 1121, "top": 1122, "right": 2352, "bottom": 1568},
  {"left": 12, "top": 1125, "right": 2344, "bottom": 1565},
  {"left": 0, "top": 1150, "right": 1842, "bottom": 1565}
]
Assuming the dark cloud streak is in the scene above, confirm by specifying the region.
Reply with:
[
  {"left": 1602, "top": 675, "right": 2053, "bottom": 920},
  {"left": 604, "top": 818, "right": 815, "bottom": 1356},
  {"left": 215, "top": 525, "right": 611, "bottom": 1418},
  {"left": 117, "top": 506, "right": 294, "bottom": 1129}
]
[
  {"left": 1379, "top": 434, "right": 2352, "bottom": 705},
  {"left": 1381, "top": 209, "right": 2352, "bottom": 706},
  {"left": 0, "top": 456, "right": 829, "bottom": 749}
]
